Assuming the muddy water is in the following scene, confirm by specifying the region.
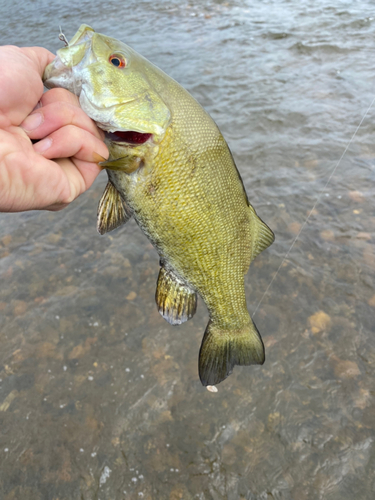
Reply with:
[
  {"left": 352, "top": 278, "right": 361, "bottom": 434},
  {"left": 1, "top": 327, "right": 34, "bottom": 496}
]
[{"left": 1, "top": 1, "right": 375, "bottom": 499}]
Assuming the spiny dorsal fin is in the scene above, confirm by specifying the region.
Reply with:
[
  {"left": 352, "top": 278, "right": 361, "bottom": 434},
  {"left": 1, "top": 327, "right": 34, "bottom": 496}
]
[
  {"left": 155, "top": 267, "right": 197, "bottom": 325},
  {"left": 248, "top": 204, "right": 275, "bottom": 261},
  {"left": 97, "top": 181, "right": 132, "bottom": 235}
]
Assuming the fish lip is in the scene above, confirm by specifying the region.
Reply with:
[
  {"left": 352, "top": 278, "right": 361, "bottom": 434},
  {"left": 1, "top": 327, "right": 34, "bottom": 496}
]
[{"left": 43, "top": 57, "right": 83, "bottom": 94}]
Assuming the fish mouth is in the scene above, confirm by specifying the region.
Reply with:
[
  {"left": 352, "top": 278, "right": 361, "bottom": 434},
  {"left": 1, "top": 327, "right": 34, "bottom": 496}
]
[{"left": 105, "top": 131, "right": 152, "bottom": 145}]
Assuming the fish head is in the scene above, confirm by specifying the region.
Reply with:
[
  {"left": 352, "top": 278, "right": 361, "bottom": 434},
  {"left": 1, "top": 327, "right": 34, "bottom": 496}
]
[{"left": 43, "top": 24, "right": 171, "bottom": 144}]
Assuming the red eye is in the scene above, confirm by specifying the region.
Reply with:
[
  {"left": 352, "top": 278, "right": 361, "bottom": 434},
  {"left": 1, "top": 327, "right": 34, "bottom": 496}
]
[{"left": 109, "top": 54, "right": 126, "bottom": 68}]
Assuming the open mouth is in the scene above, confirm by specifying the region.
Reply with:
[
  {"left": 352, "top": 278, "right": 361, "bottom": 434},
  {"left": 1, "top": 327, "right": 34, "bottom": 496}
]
[{"left": 105, "top": 131, "right": 152, "bottom": 145}]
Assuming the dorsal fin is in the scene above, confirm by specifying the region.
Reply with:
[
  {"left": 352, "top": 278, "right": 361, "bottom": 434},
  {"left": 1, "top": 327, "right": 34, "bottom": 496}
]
[
  {"left": 248, "top": 204, "right": 275, "bottom": 261},
  {"left": 97, "top": 181, "right": 132, "bottom": 235}
]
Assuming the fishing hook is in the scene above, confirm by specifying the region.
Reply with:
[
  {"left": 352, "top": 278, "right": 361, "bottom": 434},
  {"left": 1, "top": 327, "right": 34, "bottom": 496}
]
[{"left": 58, "top": 26, "right": 69, "bottom": 47}]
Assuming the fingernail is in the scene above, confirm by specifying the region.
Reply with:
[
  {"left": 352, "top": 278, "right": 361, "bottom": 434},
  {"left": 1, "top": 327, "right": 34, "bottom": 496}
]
[
  {"left": 92, "top": 152, "right": 108, "bottom": 163},
  {"left": 21, "top": 112, "right": 43, "bottom": 131},
  {"left": 33, "top": 138, "right": 52, "bottom": 153}
]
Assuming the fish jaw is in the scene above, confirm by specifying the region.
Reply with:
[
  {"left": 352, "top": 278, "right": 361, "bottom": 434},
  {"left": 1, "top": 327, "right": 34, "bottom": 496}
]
[
  {"left": 43, "top": 25, "right": 171, "bottom": 143},
  {"left": 43, "top": 25, "right": 95, "bottom": 94},
  {"left": 43, "top": 54, "right": 83, "bottom": 95}
]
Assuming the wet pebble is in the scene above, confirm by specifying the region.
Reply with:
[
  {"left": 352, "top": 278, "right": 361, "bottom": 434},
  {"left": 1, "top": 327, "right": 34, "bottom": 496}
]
[
  {"left": 288, "top": 222, "right": 302, "bottom": 235},
  {"left": 126, "top": 291, "right": 137, "bottom": 301},
  {"left": 308, "top": 311, "right": 331, "bottom": 334},
  {"left": 348, "top": 190, "right": 365, "bottom": 203},
  {"left": 320, "top": 230, "right": 335, "bottom": 242},
  {"left": 332, "top": 356, "right": 361, "bottom": 379},
  {"left": 356, "top": 232, "right": 371, "bottom": 241}
]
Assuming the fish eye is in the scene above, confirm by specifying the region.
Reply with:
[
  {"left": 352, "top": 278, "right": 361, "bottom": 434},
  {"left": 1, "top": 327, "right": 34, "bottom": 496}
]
[{"left": 109, "top": 54, "right": 126, "bottom": 68}]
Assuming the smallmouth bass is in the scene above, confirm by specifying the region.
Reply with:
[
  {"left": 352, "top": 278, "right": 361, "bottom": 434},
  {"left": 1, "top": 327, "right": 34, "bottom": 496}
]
[{"left": 43, "top": 25, "right": 275, "bottom": 386}]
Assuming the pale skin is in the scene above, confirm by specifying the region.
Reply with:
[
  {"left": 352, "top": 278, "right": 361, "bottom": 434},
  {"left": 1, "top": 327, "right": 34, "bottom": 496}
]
[{"left": 0, "top": 45, "right": 109, "bottom": 212}]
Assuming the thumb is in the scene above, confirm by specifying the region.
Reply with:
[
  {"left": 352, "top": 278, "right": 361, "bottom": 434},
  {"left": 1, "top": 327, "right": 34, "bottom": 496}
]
[{"left": 19, "top": 47, "right": 56, "bottom": 78}]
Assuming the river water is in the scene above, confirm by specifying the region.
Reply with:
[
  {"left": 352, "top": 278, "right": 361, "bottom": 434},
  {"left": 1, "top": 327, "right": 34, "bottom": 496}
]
[{"left": 1, "top": 1, "right": 375, "bottom": 499}]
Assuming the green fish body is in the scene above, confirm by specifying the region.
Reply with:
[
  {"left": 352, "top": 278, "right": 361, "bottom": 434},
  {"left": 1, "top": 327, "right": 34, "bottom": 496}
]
[{"left": 44, "top": 25, "right": 274, "bottom": 386}]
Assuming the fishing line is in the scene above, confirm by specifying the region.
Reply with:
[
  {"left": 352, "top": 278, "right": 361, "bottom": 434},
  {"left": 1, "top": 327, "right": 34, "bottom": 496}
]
[
  {"left": 58, "top": 27, "right": 78, "bottom": 101},
  {"left": 252, "top": 93, "right": 375, "bottom": 317}
]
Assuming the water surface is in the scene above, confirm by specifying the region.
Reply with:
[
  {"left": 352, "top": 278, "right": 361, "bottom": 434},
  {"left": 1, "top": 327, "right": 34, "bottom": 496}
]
[{"left": 1, "top": 1, "right": 375, "bottom": 499}]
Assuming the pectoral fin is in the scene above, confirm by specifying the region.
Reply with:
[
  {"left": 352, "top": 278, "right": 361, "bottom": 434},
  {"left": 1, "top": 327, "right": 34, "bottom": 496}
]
[
  {"left": 248, "top": 204, "right": 275, "bottom": 260},
  {"left": 97, "top": 181, "right": 132, "bottom": 235},
  {"left": 99, "top": 156, "right": 142, "bottom": 174},
  {"left": 155, "top": 267, "right": 197, "bottom": 325}
]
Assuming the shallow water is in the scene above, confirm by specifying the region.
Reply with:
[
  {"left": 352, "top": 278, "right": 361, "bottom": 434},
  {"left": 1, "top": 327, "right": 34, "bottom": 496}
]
[{"left": 1, "top": 1, "right": 375, "bottom": 499}]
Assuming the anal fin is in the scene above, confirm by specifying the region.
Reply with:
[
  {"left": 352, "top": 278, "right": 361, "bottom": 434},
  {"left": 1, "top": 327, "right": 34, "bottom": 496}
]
[
  {"left": 156, "top": 267, "right": 197, "bottom": 325},
  {"left": 97, "top": 181, "right": 132, "bottom": 235},
  {"left": 248, "top": 204, "right": 275, "bottom": 260}
]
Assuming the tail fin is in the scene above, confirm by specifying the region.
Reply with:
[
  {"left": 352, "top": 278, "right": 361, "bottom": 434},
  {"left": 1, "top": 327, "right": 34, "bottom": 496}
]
[{"left": 198, "top": 319, "right": 265, "bottom": 386}]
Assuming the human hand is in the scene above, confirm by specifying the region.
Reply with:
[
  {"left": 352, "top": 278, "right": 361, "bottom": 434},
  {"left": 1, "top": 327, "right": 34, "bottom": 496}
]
[{"left": 0, "top": 45, "right": 108, "bottom": 212}]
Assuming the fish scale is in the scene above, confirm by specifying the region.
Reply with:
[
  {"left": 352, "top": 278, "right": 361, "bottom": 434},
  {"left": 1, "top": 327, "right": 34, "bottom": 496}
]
[{"left": 43, "top": 24, "right": 275, "bottom": 386}]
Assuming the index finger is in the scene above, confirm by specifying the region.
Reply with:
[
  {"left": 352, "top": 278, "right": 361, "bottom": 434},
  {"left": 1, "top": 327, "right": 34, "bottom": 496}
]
[
  {"left": 40, "top": 87, "right": 80, "bottom": 108},
  {"left": 0, "top": 46, "right": 56, "bottom": 124}
]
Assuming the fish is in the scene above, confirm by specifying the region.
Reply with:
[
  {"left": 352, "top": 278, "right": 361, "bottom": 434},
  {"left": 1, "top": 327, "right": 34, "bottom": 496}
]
[{"left": 43, "top": 25, "right": 275, "bottom": 387}]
